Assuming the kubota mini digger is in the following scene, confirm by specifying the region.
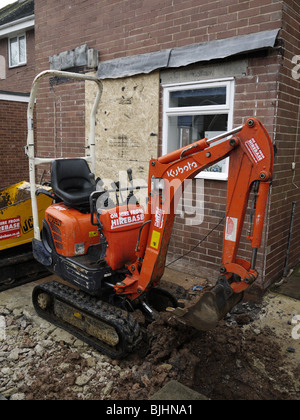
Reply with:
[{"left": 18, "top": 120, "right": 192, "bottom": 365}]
[{"left": 26, "top": 71, "right": 274, "bottom": 359}]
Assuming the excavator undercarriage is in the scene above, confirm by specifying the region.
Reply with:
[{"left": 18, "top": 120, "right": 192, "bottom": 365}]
[{"left": 33, "top": 281, "right": 142, "bottom": 359}]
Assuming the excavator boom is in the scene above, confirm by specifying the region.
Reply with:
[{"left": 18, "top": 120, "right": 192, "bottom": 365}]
[{"left": 114, "top": 118, "right": 274, "bottom": 330}]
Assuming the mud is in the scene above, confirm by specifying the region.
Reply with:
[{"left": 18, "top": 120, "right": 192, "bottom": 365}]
[
  {"left": 108, "top": 280, "right": 300, "bottom": 401},
  {"left": 0, "top": 183, "right": 30, "bottom": 211},
  {"left": 0, "top": 192, "right": 12, "bottom": 210}
]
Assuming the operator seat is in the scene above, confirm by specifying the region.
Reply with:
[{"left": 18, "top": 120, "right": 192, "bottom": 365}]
[{"left": 51, "top": 158, "right": 96, "bottom": 210}]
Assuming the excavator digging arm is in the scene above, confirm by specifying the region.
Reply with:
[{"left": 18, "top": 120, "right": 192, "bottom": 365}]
[{"left": 114, "top": 118, "right": 274, "bottom": 330}]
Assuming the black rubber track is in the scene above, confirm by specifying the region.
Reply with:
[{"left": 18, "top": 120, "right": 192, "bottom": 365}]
[{"left": 32, "top": 281, "right": 142, "bottom": 359}]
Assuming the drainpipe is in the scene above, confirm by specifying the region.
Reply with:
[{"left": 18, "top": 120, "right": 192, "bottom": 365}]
[{"left": 283, "top": 201, "right": 297, "bottom": 278}]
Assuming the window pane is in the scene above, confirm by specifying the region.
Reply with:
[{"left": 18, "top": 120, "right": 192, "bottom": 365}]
[
  {"left": 10, "top": 37, "right": 18, "bottom": 67},
  {"left": 170, "top": 87, "right": 227, "bottom": 108},
  {"left": 167, "top": 114, "right": 228, "bottom": 173},
  {"left": 19, "top": 36, "right": 26, "bottom": 63}
]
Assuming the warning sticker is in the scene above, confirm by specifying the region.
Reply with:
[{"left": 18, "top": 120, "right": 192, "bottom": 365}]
[
  {"left": 245, "top": 138, "right": 265, "bottom": 164},
  {"left": 225, "top": 217, "right": 238, "bottom": 243},
  {"left": 0, "top": 216, "right": 21, "bottom": 241},
  {"left": 150, "top": 230, "right": 161, "bottom": 250}
]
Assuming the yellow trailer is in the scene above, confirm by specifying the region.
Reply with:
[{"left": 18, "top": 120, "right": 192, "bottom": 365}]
[{"left": 0, "top": 181, "right": 52, "bottom": 291}]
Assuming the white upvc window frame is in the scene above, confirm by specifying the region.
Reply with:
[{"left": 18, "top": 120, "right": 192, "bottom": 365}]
[
  {"left": 8, "top": 33, "right": 27, "bottom": 68},
  {"left": 162, "top": 78, "right": 235, "bottom": 181}
]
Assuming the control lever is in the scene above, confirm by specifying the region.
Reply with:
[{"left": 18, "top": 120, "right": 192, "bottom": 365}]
[
  {"left": 127, "top": 168, "right": 136, "bottom": 205},
  {"left": 127, "top": 168, "right": 133, "bottom": 183}
]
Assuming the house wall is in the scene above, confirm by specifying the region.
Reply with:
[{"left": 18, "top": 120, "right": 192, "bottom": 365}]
[
  {"left": 33, "top": 0, "right": 283, "bottom": 162},
  {"left": 0, "top": 100, "right": 29, "bottom": 189},
  {"left": 264, "top": 0, "right": 300, "bottom": 287},
  {"left": 85, "top": 71, "right": 160, "bottom": 185},
  {"left": 33, "top": 0, "right": 300, "bottom": 289},
  {"left": 0, "top": 28, "right": 35, "bottom": 189},
  {"left": 163, "top": 51, "right": 282, "bottom": 287},
  {"left": 35, "top": 0, "right": 282, "bottom": 71},
  {"left": 35, "top": 77, "right": 86, "bottom": 156}
]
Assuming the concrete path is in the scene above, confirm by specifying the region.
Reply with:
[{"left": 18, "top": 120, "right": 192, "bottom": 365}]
[{"left": 150, "top": 380, "right": 208, "bottom": 400}]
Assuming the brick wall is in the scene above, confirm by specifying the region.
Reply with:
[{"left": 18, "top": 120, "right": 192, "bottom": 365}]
[
  {"left": 0, "top": 100, "right": 29, "bottom": 189},
  {"left": 264, "top": 0, "right": 300, "bottom": 287},
  {"left": 35, "top": 0, "right": 282, "bottom": 72},
  {"left": 33, "top": 77, "right": 86, "bottom": 183}
]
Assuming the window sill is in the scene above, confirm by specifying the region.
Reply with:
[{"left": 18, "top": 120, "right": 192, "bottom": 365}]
[
  {"left": 196, "top": 173, "right": 228, "bottom": 181},
  {"left": 8, "top": 62, "right": 27, "bottom": 69}
]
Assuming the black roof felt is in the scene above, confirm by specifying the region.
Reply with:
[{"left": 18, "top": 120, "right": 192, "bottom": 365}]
[{"left": 0, "top": 0, "right": 34, "bottom": 27}]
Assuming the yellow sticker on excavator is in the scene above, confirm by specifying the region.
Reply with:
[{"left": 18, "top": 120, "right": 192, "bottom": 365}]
[
  {"left": 150, "top": 230, "right": 161, "bottom": 250},
  {"left": 89, "top": 231, "right": 99, "bottom": 238}
]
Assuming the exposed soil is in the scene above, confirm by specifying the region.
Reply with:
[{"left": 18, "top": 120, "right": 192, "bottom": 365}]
[{"left": 108, "top": 304, "right": 300, "bottom": 401}]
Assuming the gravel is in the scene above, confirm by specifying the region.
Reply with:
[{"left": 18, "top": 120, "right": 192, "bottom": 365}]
[
  {"left": 0, "top": 297, "right": 133, "bottom": 400},
  {"left": 0, "top": 280, "right": 299, "bottom": 400}
]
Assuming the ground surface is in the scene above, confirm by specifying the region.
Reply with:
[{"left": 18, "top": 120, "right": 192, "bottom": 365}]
[{"left": 0, "top": 269, "right": 299, "bottom": 400}]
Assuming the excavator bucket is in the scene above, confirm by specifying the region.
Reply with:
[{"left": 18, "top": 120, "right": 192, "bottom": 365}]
[{"left": 167, "top": 283, "right": 243, "bottom": 331}]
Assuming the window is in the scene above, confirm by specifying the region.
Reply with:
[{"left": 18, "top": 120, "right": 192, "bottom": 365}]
[
  {"left": 162, "top": 79, "right": 235, "bottom": 180},
  {"left": 9, "top": 34, "right": 26, "bottom": 68}
]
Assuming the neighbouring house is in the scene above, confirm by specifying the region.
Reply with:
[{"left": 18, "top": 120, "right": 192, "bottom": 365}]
[
  {"left": 27, "top": 0, "right": 300, "bottom": 292},
  {"left": 0, "top": 0, "right": 35, "bottom": 188}
]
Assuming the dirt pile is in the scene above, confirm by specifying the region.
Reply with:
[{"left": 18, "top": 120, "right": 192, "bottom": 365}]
[{"left": 109, "top": 311, "right": 299, "bottom": 401}]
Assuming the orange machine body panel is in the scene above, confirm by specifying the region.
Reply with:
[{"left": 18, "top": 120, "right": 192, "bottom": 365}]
[
  {"left": 45, "top": 203, "right": 145, "bottom": 271},
  {"left": 45, "top": 204, "right": 100, "bottom": 257},
  {"left": 100, "top": 205, "right": 145, "bottom": 271}
]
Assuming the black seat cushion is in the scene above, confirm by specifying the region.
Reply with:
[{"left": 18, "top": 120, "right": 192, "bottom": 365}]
[{"left": 51, "top": 159, "right": 96, "bottom": 208}]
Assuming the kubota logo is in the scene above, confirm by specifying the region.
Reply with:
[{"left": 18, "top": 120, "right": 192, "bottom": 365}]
[{"left": 167, "top": 161, "right": 198, "bottom": 178}]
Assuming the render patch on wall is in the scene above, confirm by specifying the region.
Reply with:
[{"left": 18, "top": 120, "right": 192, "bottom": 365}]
[
  {"left": 50, "top": 44, "right": 99, "bottom": 71},
  {"left": 85, "top": 71, "right": 160, "bottom": 190}
]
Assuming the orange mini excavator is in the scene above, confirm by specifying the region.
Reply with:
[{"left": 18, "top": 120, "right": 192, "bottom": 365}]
[{"left": 27, "top": 71, "right": 274, "bottom": 359}]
